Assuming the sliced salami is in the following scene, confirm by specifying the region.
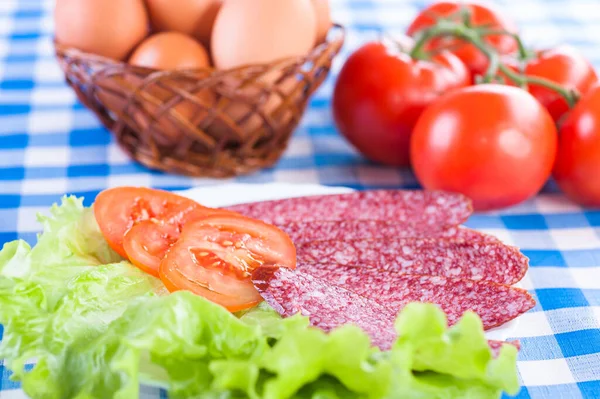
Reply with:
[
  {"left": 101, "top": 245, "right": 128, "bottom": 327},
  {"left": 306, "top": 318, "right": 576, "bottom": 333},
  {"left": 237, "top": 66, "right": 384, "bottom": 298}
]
[
  {"left": 278, "top": 220, "right": 499, "bottom": 245},
  {"left": 253, "top": 267, "right": 527, "bottom": 352},
  {"left": 226, "top": 190, "right": 472, "bottom": 226},
  {"left": 252, "top": 267, "right": 399, "bottom": 350},
  {"left": 296, "top": 263, "right": 535, "bottom": 329},
  {"left": 297, "top": 237, "right": 527, "bottom": 285},
  {"left": 488, "top": 340, "right": 521, "bottom": 358}
]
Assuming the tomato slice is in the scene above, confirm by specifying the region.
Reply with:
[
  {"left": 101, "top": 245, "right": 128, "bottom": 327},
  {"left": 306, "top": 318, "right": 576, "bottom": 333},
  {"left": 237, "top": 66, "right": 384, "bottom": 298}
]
[
  {"left": 123, "top": 207, "right": 235, "bottom": 277},
  {"left": 159, "top": 214, "right": 296, "bottom": 311},
  {"left": 160, "top": 269, "right": 262, "bottom": 312},
  {"left": 94, "top": 187, "right": 202, "bottom": 258},
  {"left": 123, "top": 220, "right": 179, "bottom": 277}
]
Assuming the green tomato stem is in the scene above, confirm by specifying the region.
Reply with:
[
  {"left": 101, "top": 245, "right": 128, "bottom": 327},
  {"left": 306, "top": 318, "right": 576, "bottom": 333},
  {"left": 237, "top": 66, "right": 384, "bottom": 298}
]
[
  {"left": 478, "top": 28, "right": 530, "bottom": 62},
  {"left": 408, "top": 21, "right": 579, "bottom": 108},
  {"left": 498, "top": 65, "right": 580, "bottom": 107}
]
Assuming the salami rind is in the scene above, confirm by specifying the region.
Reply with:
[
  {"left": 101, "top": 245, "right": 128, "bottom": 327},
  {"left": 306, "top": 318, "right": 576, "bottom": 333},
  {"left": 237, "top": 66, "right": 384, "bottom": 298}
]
[
  {"left": 297, "top": 237, "right": 527, "bottom": 285},
  {"left": 253, "top": 267, "right": 527, "bottom": 352},
  {"left": 226, "top": 190, "right": 472, "bottom": 226},
  {"left": 279, "top": 221, "right": 499, "bottom": 245},
  {"left": 252, "top": 267, "right": 398, "bottom": 350},
  {"left": 296, "top": 263, "right": 535, "bottom": 329}
]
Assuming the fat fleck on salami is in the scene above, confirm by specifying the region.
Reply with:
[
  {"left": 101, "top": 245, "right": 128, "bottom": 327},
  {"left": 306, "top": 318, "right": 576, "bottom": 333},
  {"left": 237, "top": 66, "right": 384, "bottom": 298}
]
[
  {"left": 226, "top": 190, "right": 472, "bottom": 226},
  {"left": 278, "top": 220, "right": 499, "bottom": 244},
  {"left": 297, "top": 236, "right": 528, "bottom": 285}
]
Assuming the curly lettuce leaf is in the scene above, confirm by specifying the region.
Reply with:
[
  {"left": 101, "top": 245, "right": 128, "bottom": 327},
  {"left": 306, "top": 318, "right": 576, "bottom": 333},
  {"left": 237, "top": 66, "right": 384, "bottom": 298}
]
[
  {"left": 212, "top": 304, "right": 519, "bottom": 399},
  {"left": 0, "top": 196, "right": 520, "bottom": 399}
]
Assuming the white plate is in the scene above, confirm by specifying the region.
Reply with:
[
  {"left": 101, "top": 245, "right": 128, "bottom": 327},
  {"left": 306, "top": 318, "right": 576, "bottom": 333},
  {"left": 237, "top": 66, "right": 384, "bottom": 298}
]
[
  {"left": 178, "top": 182, "right": 354, "bottom": 207},
  {"left": 178, "top": 182, "right": 520, "bottom": 342}
]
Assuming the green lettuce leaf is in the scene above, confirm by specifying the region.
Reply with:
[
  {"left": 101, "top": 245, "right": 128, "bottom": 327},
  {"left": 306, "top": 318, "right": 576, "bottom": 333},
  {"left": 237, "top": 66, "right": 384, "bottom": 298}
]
[{"left": 0, "top": 196, "right": 520, "bottom": 399}]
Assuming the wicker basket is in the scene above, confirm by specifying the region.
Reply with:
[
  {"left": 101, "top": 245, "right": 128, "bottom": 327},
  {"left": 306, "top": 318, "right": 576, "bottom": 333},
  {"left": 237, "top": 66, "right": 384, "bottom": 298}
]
[{"left": 55, "top": 25, "right": 345, "bottom": 177}]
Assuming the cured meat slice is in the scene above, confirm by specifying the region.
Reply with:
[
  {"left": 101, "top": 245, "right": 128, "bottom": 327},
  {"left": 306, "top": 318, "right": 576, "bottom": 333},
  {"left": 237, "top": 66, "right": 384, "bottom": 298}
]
[
  {"left": 226, "top": 190, "right": 472, "bottom": 226},
  {"left": 297, "top": 237, "right": 527, "bottom": 285},
  {"left": 488, "top": 340, "right": 521, "bottom": 358},
  {"left": 278, "top": 221, "right": 499, "bottom": 245},
  {"left": 296, "top": 263, "right": 535, "bottom": 329},
  {"left": 253, "top": 267, "right": 527, "bottom": 352},
  {"left": 252, "top": 267, "right": 398, "bottom": 350}
]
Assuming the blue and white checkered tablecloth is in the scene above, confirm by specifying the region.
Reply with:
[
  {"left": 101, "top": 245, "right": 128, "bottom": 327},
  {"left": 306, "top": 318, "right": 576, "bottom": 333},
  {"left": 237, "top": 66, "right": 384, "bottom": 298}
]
[{"left": 2, "top": 0, "right": 600, "bottom": 398}]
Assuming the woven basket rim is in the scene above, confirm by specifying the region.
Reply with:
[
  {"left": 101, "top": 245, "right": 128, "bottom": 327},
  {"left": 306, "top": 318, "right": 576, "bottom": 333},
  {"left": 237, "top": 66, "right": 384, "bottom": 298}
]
[{"left": 54, "top": 23, "right": 346, "bottom": 73}]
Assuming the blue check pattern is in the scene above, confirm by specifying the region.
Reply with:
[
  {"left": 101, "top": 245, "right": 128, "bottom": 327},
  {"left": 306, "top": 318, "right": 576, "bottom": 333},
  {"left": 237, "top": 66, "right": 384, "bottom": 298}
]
[{"left": 2, "top": 0, "right": 600, "bottom": 397}]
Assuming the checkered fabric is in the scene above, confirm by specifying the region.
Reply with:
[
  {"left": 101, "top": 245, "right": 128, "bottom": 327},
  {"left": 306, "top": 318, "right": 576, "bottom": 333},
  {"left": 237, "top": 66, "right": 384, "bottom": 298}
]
[{"left": 2, "top": 0, "right": 600, "bottom": 397}]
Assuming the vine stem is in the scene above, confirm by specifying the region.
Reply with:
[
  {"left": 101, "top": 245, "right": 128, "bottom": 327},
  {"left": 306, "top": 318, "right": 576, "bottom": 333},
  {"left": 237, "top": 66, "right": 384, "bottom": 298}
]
[
  {"left": 478, "top": 28, "right": 530, "bottom": 62},
  {"left": 409, "top": 21, "right": 579, "bottom": 108}
]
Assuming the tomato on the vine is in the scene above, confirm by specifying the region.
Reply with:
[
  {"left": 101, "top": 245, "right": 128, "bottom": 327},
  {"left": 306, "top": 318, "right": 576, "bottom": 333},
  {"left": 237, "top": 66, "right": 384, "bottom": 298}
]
[
  {"left": 518, "top": 46, "right": 597, "bottom": 122},
  {"left": 332, "top": 39, "right": 469, "bottom": 167},
  {"left": 410, "top": 85, "right": 558, "bottom": 211},
  {"left": 553, "top": 84, "right": 600, "bottom": 207},
  {"left": 407, "top": 0, "right": 518, "bottom": 80}
]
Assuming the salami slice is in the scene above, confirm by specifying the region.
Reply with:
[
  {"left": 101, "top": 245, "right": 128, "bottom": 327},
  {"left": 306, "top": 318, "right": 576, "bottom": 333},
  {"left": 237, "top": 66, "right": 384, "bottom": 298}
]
[
  {"left": 297, "top": 237, "right": 527, "bottom": 285},
  {"left": 296, "top": 263, "right": 535, "bottom": 329},
  {"left": 278, "top": 220, "right": 499, "bottom": 245},
  {"left": 253, "top": 267, "right": 528, "bottom": 352},
  {"left": 252, "top": 267, "right": 398, "bottom": 350},
  {"left": 488, "top": 340, "right": 521, "bottom": 358},
  {"left": 225, "top": 190, "right": 472, "bottom": 226}
]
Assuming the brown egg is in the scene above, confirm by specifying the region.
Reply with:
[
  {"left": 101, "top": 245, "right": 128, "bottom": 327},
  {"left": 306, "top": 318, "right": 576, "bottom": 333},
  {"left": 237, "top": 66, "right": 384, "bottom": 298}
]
[
  {"left": 132, "top": 84, "right": 215, "bottom": 148},
  {"left": 311, "top": 0, "right": 332, "bottom": 43},
  {"left": 211, "top": 0, "right": 317, "bottom": 70},
  {"left": 93, "top": 74, "right": 143, "bottom": 127},
  {"left": 145, "top": 0, "right": 222, "bottom": 49},
  {"left": 208, "top": 67, "right": 303, "bottom": 140},
  {"left": 127, "top": 32, "right": 213, "bottom": 146},
  {"left": 100, "top": 86, "right": 213, "bottom": 149},
  {"left": 54, "top": 0, "right": 148, "bottom": 60},
  {"left": 129, "top": 32, "right": 211, "bottom": 70},
  {"left": 93, "top": 73, "right": 207, "bottom": 148}
]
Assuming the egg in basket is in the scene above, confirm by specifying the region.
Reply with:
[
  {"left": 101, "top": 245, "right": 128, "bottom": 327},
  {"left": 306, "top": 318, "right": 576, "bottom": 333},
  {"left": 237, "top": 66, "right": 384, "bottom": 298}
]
[{"left": 54, "top": 0, "right": 344, "bottom": 177}]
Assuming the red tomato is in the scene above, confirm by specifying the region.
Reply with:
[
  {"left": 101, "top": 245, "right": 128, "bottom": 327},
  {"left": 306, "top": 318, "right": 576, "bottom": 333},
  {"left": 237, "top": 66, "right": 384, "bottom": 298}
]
[
  {"left": 553, "top": 84, "right": 600, "bottom": 207},
  {"left": 407, "top": 1, "right": 518, "bottom": 79},
  {"left": 410, "top": 85, "right": 558, "bottom": 211},
  {"left": 122, "top": 206, "right": 233, "bottom": 277},
  {"left": 332, "top": 40, "right": 469, "bottom": 167},
  {"left": 124, "top": 220, "right": 179, "bottom": 277},
  {"left": 94, "top": 187, "right": 200, "bottom": 257},
  {"left": 524, "top": 46, "right": 598, "bottom": 122},
  {"left": 159, "top": 215, "right": 296, "bottom": 312}
]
